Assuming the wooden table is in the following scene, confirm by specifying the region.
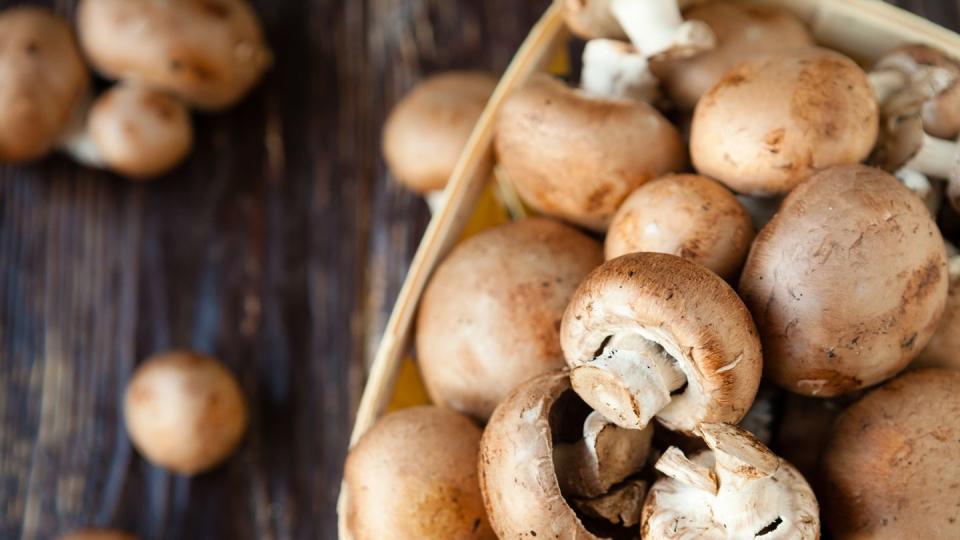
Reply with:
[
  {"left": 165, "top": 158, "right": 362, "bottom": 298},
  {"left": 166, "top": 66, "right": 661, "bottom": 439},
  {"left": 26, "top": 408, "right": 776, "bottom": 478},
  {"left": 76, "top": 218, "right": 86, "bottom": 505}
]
[{"left": 0, "top": 1, "right": 955, "bottom": 539}]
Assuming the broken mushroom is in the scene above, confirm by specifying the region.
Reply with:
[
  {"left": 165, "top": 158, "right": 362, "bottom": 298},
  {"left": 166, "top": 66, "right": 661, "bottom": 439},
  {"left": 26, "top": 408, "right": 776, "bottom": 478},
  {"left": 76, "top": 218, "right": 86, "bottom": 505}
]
[
  {"left": 642, "top": 423, "right": 819, "bottom": 539},
  {"left": 821, "top": 368, "right": 960, "bottom": 539},
  {"left": 124, "top": 351, "right": 247, "bottom": 475},
  {"left": 0, "top": 6, "right": 89, "bottom": 162},
  {"left": 344, "top": 406, "right": 494, "bottom": 540},
  {"left": 604, "top": 174, "right": 755, "bottom": 280},
  {"left": 914, "top": 246, "right": 960, "bottom": 370},
  {"left": 739, "top": 165, "right": 949, "bottom": 396},
  {"left": 496, "top": 74, "right": 685, "bottom": 230},
  {"left": 416, "top": 218, "right": 603, "bottom": 421},
  {"left": 691, "top": 47, "right": 879, "bottom": 196},
  {"left": 560, "top": 252, "right": 762, "bottom": 433}
]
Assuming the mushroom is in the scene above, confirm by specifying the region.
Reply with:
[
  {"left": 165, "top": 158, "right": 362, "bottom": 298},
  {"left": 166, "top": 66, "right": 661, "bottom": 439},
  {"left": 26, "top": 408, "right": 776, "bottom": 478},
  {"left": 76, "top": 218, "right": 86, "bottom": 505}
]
[
  {"left": 416, "top": 218, "right": 603, "bottom": 421},
  {"left": 496, "top": 74, "right": 685, "bottom": 230},
  {"left": 382, "top": 71, "right": 498, "bottom": 194},
  {"left": 821, "top": 368, "right": 960, "bottom": 539},
  {"left": 604, "top": 173, "right": 755, "bottom": 280},
  {"left": 641, "top": 423, "right": 820, "bottom": 539},
  {"left": 914, "top": 245, "right": 960, "bottom": 370},
  {"left": 872, "top": 44, "right": 960, "bottom": 139},
  {"left": 580, "top": 39, "right": 661, "bottom": 103},
  {"left": 57, "top": 531, "right": 137, "bottom": 540},
  {"left": 61, "top": 82, "right": 193, "bottom": 179},
  {"left": 76, "top": 0, "right": 272, "bottom": 110},
  {"left": 344, "top": 406, "right": 494, "bottom": 540},
  {"left": 739, "top": 165, "right": 949, "bottom": 397},
  {"left": 650, "top": 2, "right": 814, "bottom": 110},
  {"left": 480, "top": 371, "right": 652, "bottom": 538},
  {"left": 0, "top": 6, "right": 89, "bottom": 162},
  {"left": 124, "top": 351, "right": 247, "bottom": 475},
  {"left": 560, "top": 252, "right": 762, "bottom": 433},
  {"left": 691, "top": 47, "right": 879, "bottom": 196}
]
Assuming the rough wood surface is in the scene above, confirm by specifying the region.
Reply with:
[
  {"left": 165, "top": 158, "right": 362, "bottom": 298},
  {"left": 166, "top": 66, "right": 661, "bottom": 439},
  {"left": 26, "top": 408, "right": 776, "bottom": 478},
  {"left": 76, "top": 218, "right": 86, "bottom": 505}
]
[{"left": 0, "top": 1, "right": 955, "bottom": 539}]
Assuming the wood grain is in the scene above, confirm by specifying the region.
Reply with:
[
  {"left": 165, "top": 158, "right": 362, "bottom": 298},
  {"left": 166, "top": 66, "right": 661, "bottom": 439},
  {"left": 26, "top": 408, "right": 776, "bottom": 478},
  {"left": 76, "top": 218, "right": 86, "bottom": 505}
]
[{"left": 0, "top": 1, "right": 955, "bottom": 539}]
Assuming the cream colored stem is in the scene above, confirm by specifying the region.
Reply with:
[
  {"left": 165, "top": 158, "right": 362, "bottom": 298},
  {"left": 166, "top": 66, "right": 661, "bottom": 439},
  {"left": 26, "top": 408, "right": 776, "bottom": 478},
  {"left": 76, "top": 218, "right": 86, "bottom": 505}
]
[
  {"left": 609, "top": 0, "right": 715, "bottom": 59},
  {"left": 655, "top": 447, "right": 718, "bottom": 494},
  {"left": 869, "top": 68, "right": 909, "bottom": 104},
  {"left": 580, "top": 39, "right": 660, "bottom": 103},
  {"left": 553, "top": 411, "right": 651, "bottom": 497},
  {"left": 906, "top": 133, "right": 957, "bottom": 179}
]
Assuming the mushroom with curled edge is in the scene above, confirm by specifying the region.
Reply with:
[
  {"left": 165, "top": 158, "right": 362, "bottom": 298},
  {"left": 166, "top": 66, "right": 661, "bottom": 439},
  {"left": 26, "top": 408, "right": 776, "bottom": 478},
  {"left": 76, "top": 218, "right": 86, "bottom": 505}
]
[
  {"left": 604, "top": 174, "right": 755, "bottom": 280},
  {"left": 821, "top": 368, "right": 960, "bottom": 539},
  {"left": 416, "top": 218, "right": 603, "bottom": 421},
  {"left": 641, "top": 423, "right": 820, "bottom": 540},
  {"left": 651, "top": 1, "right": 814, "bottom": 111},
  {"left": 560, "top": 252, "right": 762, "bottom": 433},
  {"left": 580, "top": 39, "right": 661, "bottom": 103},
  {"left": 914, "top": 244, "right": 960, "bottom": 370},
  {"left": 739, "top": 165, "right": 949, "bottom": 397},
  {"left": 496, "top": 74, "right": 685, "bottom": 230},
  {"left": 480, "top": 371, "right": 654, "bottom": 539},
  {"left": 691, "top": 47, "right": 879, "bottom": 196},
  {"left": 871, "top": 44, "right": 960, "bottom": 138}
]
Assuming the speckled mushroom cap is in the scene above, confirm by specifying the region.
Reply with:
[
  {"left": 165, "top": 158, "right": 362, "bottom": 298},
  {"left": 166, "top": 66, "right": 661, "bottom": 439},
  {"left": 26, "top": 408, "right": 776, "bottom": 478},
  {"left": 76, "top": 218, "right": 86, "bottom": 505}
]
[
  {"left": 416, "top": 218, "right": 603, "bottom": 421},
  {"left": 915, "top": 254, "right": 960, "bottom": 370},
  {"left": 561, "top": 253, "right": 762, "bottom": 434},
  {"left": 382, "top": 71, "right": 498, "bottom": 193},
  {"left": 875, "top": 44, "right": 960, "bottom": 139},
  {"left": 57, "top": 531, "right": 137, "bottom": 540},
  {"left": 691, "top": 47, "right": 878, "bottom": 196},
  {"left": 605, "top": 174, "right": 755, "bottom": 280},
  {"left": 496, "top": 74, "right": 686, "bottom": 231},
  {"left": 652, "top": 2, "right": 814, "bottom": 110},
  {"left": 739, "top": 165, "right": 948, "bottom": 397},
  {"left": 345, "top": 406, "right": 494, "bottom": 540},
  {"left": 0, "top": 7, "right": 88, "bottom": 162},
  {"left": 821, "top": 369, "right": 960, "bottom": 539},
  {"left": 77, "top": 0, "right": 271, "bottom": 110}
]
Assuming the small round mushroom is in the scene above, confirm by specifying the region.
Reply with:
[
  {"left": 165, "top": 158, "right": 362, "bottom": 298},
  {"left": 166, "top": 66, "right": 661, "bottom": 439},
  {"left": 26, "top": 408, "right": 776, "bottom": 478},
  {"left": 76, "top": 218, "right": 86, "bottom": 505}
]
[
  {"left": 561, "top": 252, "right": 762, "bottom": 433},
  {"left": 480, "top": 371, "right": 653, "bottom": 539},
  {"left": 914, "top": 247, "right": 960, "bottom": 370},
  {"left": 77, "top": 0, "right": 272, "bottom": 110},
  {"left": 739, "top": 165, "right": 949, "bottom": 396},
  {"left": 382, "top": 71, "right": 497, "bottom": 193},
  {"left": 496, "top": 74, "right": 685, "bottom": 230},
  {"left": 651, "top": 2, "right": 814, "bottom": 110},
  {"left": 873, "top": 44, "right": 960, "bottom": 139},
  {"left": 0, "top": 6, "right": 89, "bottom": 162},
  {"left": 58, "top": 531, "right": 137, "bottom": 540},
  {"left": 344, "top": 406, "right": 494, "bottom": 540},
  {"left": 416, "top": 218, "right": 603, "bottom": 421},
  {"left": 604, "top": 174, "right": 755, "bottom": 280},
  {"left": 642, "top": 423, "right": 820, "bottom": 539},
  {"left": 691, "top": 47, "right": 879, "bottom": 196},
  {"left": 580, "top": 39, "right": 661, "bottom": 103},
  {"left": 821, "top": 368, "right": 960, "bottom": 539},
  {"left": 124, "top": 351, "right": 247, "bottom": 475}
]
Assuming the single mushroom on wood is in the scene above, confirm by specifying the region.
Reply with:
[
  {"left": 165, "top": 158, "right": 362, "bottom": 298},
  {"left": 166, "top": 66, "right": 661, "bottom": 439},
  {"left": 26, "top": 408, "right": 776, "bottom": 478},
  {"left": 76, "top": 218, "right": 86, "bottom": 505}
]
[
  {"left": 642, "top": 423, "right": 820, "bottom": 539},
  {"left": 560, "top": 252, "right": 762, "bottom": 433}
]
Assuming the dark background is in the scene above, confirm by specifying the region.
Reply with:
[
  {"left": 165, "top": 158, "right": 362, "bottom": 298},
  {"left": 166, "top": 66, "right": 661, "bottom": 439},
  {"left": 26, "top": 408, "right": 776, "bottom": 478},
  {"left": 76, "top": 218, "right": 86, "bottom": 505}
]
[{"left": 0, "top": 1, "right": 956, "bottom": 539}]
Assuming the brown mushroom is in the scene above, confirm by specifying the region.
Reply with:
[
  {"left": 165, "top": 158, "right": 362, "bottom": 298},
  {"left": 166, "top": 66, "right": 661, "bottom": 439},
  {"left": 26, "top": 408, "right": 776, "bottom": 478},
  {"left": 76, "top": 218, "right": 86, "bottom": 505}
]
[
  {"left": 821, "top": 368, "right": 960, "bottom": 539},
  {"left": 57, "top": 531, "right": 137, "bottom": 540},
  {"left": 416, "top": 218, "right": 603, "bottom": 421},
  {"left": 496, "top": 74, "right": 685, "bottom": 230},
  {"left": 691, "top": 47, "right": 879, "bottom": 196},
  {"left": 0, "top": 6, "right": 88, "bottom": 162},
  {"left": 914, "top": 246, "right": 960, "bottom": 369},
  {"left": 77, "top": 0, "right": 272, "bottom": 110},
  {"left": 651, "top": 2, "right": 814, "bottom": 110},
  {"left": 344, "top": 406, "right": 494, "bottom": 540},
  {"left": 873, "top": 44, "right": 960, "bottom": 139},
  {"left": 560, "top": 253, "right": 762, "bottom": 433},
  {"left": 604, "top": 173, "right": 755, "bottom": 280},
  {"left": 739, "top": 165, "right": 949, "bottom": 397},
  {"left": 382, "top": 71, "right": 498, "bottom": 194},
  {"left": 124, "top": 351, "right": 247, "bottom": 475}
]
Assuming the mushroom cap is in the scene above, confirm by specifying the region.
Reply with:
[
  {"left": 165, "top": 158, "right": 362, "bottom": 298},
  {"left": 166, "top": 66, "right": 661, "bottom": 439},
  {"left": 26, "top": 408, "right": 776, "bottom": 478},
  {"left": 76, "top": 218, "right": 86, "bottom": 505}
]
[
  {"left": 875, "top": 44, "right": 960, "bottom": 139},
  {"left": 651, "top": 2, "right": 814, "bottom": 110},
  {"left": 344, "top": 406, "right": 493, "bottom": 540},
  {"left": 382, "top": 71, "right": 497, "bottom": 193},
  {"left": 88, "top": 83, "right": 193, "bottom": 179},
  {"left": 691, "top": 47, "right": 878, "bottom": 196},
  {"left": 821, "top": 368, "right": 960, "bottom": 539},
  {"left": 604, "top": 174, "right": 756, "bottom": 279},
  {"left": 496, "top": 74, "right": 686, "bottom": 231},
  {"left": 739, "top": 165, "right": 949, "bottom": 396},
  {"left": 416, "top": 218, "right": 603, "bottom": 421},
  {"left": 0, "top": 6, "right": 88, "bottom": 162},
  {"left": 561, "top": 253, "right": 762, "bottom": 433},
  {"left": 123, "top": 351, "right": 247, "bottom": 475},
  {"left": 914, "top": 255, "right": 960, "bottom": 369},
  {"left": 479, "top": 371, "right": 602, "bottom": 539},
  {"left": 57, "top": 531, "right": 137, "bottom": 540},
  {"left": 77, "top": 0, "right": 271, "bottom": 110},
  {"left": 563, "top": 0, "right": 625, "bottom": 40}
]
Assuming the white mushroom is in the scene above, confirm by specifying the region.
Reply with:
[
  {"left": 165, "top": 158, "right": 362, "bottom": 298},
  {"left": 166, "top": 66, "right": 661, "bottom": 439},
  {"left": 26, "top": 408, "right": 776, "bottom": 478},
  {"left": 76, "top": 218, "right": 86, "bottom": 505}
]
[{"left": 580, "top": 39, "right": 661, "bottom": 103}]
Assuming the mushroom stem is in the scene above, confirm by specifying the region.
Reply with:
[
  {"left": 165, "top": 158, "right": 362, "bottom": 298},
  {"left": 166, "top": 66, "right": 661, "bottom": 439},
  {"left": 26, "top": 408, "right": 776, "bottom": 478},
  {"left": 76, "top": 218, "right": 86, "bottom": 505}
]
[
  {"left": 869, "top": 68, "right": 910, "bottom": 104},
  {"left": 895, "top": 168, "right": 941, "bottom": 216},
  {"left": 580, "top": 39, "right": 661, "bottom": 103},
  {"left": 655, "top": 446, "right": 718, "bottom": 494},
  {"left": 609, "top": 0, "right": 715, "bottom": 60},
  {"left": 569, "top": 333, "right": 686, "bottom": 430},
  {"left": 906, "top": 133, "right": 958, "bottom": 179},
  {"left": 571, "top": 478, "right": 647, "bottom": 527}
]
